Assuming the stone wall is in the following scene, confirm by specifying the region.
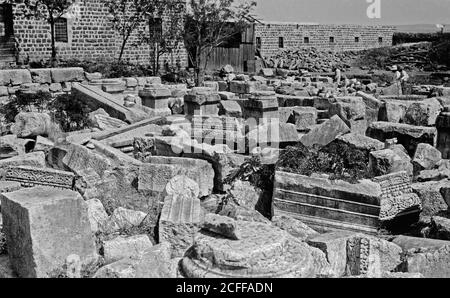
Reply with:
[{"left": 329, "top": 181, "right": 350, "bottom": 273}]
[
  {"left": 11, "top": 0, "right": 188, "bottom": 69},
  {"left": 255, "top": 22, "right": 396, "bottom": 58},
  {"left": 0, "top": 67, "right": 88, "bottom": 104}
]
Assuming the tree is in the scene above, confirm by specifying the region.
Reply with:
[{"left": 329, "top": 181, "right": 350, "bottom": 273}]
[
  {"left": 138, "top": 1, "right": 185, "bottom": 74},
  {"left": 106, "top": 0, "right": 151, "bottom": 62},
  {"left": 183, "top": 0, "right": 256, "bottom": 86},
  {"left": 16, "top": 0, "right": 76, "bottom": 65}
]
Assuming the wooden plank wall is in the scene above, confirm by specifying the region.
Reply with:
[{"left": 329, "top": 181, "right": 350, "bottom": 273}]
[{"left": 203, "top": 24, "right": 256, "bottom": 74}]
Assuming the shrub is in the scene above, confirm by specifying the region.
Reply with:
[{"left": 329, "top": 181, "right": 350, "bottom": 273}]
[
  {"left": 0, "top": 90, "right": 53, "bottom": 123},
  {"left": 48, "top": 93, "right": 91, "bottom": 132}
]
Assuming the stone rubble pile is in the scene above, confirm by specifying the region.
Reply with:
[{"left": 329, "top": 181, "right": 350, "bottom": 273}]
[{"left": 0, "top": 65, "right": 449, "bottom": 279}]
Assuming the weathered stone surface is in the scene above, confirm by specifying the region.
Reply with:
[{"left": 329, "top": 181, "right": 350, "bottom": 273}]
[
  {"left": 393, "top": 235, "right": 450, "bottom": 278},
  {"left": 11, "top": 112, "right": 53, "bottom": 138},
  {"left": 308, "top": 231, "right": 402, "bottom": 278},
  {"left": 0, "top": 135, "right": 33, "bottom": 158},
  {"left": 271, "top": 214, "right": 318, "bottom": 240},
  {"left": 367, "top": 122, "right": 437, "bottom": 156},
  {"left": 334, "top": 133, "right": 384, "bottom": 157},
  {"left": 273, "top": 171, "right": 381, "bottom": 234},
  {"left": 412, "top": 181, "right": 450, "bottom": 216},
  {"left": 220, "top": 199, "right": 270, "bottom": 222},
  {"left": 228, "top": 180, "right": 262, "bottom": 211},
  {"left": 51, "top": 67, "right": 85, "bottom": 83},
  {"left": 288, "top": 107, "right": 318, "bottom": 131},
  {"left": 163, "top": 175, "right": 200, "bottom": 199},
  {"left": 103, "top": 207, "right": 147, "bottom": 234},
  {"left": 413, "top": 143, "right": 442, "bottom": 171},
  {"left": 138, "top": 157, "right": 214, "bottom": 198},
  {"left": 307, "top": 231, "right": 355, "bottom": 277},
  {"left": 93, "top": 257, "right": 137, "bottom": 278},
  {"left": 158, "top": 189, "right": 203, "bottom": 258},
  {"left": 218, "top": 100, "right": 242, "bottom": 118},
  {"left": 103, "top": 235, "right": 153, "bottom": 264},
  {"left": 369, "top": 146, "right": 413, "bottom": 177},
  {"left": 85, "top": 199, "right": 109, "bottom": 234},
  {"left": 5, "top": 166, "right": 75, "bottom": 189},
  {"left": 372, "top": 171, "right": 421, "bottom": 221},
  {"left": 0, "top": 181, "right": 21, "bottom": 193},
  {"left": 88, "top": 108, "right": 127, "bottom": 131},
  {"left": 300, "top": 115, "right": 351, "bottom": 147},
  {"left": 0, "top": 255, "right": 16, "bottom": 278},
  {"left": 72, "top": 83, "right": 149, "bottom": 123},
  {"left": 134, "top": 242, "right": 177, "bottom": 278},
  {"left": 181, "top": 220, "right": 332, "bottom": 278},
  {"left": 0, "top": 151, "right": 46, "bottom": 170},
  {"left": 202, "top": 213, "right": 240, "bottom": 240},
  {"left": 0, "top": 69, "right": 32, "bottom": 86},
  {"left": 329, "top": 97, "right": 366, "bottom": 129},
  {"left": 30, "top": 68, "right": 52, "bottom": 84},
  {"left": 404, "top": 98, "right": 443, "bottom": 126},
  {"left": 430, "top": 216, "right": 450, "bottom": 240},
  {"left": 1, "top": 187, "right": 97, "bottom": 277}
]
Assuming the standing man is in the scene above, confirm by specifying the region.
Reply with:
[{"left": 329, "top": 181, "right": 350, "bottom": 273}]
[
  {"left": 333, "top": 66, "right": 342, "bottom": 85},
  {"left": 391, "top": 65, "right": 402, "bottom": 96},
  {"left": 399, "top": 66, "right": 410, "bottom": 95}
]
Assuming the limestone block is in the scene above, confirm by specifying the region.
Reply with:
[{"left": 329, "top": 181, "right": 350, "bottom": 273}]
[
  {"left": 413, "top": 143, "right": 442, "bottom": 171},
  {"left": 1, "top": 187, "right": 97, "bottom": 277},
  {"left": 11, "top": 112, "right": 53, "bottom": 138},
  {"left": 85, "top": 199, "right": 109, "bottom": 234},
  {"left": 51, "top": 67, "right": 85, "bottom": 83},
  {"left": 0, "top": 151, "right": 46, "bottom": 170},
  {"left": 300, "top": 115, "right": 351, "bottom": 147},
  {"left": 103, "top": 235, "right": 153, "bottom": 264},
  {"left": 30, "top": 68, "right": 51, "bottom": 84}
]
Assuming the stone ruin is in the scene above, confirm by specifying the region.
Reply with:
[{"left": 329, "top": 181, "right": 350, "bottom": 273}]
[{"left": 0, "top": 63, "right": 449, "bottom": 279}]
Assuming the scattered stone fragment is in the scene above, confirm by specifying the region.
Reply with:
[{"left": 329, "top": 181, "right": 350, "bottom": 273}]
[
  {"left": 11, "top": 112, "right": 54, "bottom": 138},
  {"left": 181, "top": 221, "right": 332, "bottom": 278},
  {"left": 103, "top": 235, "right": 153, "bottom": 264},
  {"left": 430, "top": 216, "right": 450, "bottom": 240},
  {"left": 300, "top": 115, "right": 351, "bottom": 147},
  {"left": 202, "top": 213, "right": 240, "bottom": 240},
  {"left": 271, "top": 214, "right": 318, "bottom": 240},
  {"left": 392, "top": 235, "right": 450, "bottom": 278},
  {"left": 103, "top": 207, "right": 147, "bottom": 235},
  {"left": 134, "top": 242, "right": 177, "bottom": 278},
  {"left": 85, "top": 199, "right": 109, "bottom": 234},
  {"left": 412, "top": 181, "right": 450, "bottom": 216},
  {"left": 413, "top": 143, "right": 442, "bottom": 172}
]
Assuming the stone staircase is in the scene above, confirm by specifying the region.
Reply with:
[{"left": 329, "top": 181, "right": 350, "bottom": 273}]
[{"left": 0, "top": 36, "right": 16, "bottom": 68}]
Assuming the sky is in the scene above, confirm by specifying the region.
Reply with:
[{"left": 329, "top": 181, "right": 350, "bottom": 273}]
[{"left": 253, "top": 0, "right": 450, "bottom": 25}]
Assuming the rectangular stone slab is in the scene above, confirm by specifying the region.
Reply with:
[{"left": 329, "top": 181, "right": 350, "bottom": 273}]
[{"left": 1, "top": 187, "right": 97, "bottom": 277}]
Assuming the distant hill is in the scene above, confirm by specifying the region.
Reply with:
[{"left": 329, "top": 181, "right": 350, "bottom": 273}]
[{"left": 396, "top": 24, "right": 450, "bottom": 33}]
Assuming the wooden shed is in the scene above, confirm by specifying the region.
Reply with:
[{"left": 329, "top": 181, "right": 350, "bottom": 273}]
[{"left": 201, "top": 21, "right": 257, "bottom": 74}]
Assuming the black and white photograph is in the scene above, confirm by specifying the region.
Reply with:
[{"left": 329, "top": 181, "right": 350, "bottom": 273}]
[{"left": 0, "top": 0, "right": 449, "bottom": 284}]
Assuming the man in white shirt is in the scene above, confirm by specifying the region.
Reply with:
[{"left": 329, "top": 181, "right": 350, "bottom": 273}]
[
  {"left": 391, "top": 65, "right": 402, "bottom": 95},
  {"left": 399, "top": 66, "right": 410, "bottom": 95}
]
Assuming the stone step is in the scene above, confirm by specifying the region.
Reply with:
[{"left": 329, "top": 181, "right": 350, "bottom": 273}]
[
  {"left": 274, "top": 188, "right": 380, "bottom": 216},
  {"left": 273, "top": 200, "right": 380, "bottom": 229}
]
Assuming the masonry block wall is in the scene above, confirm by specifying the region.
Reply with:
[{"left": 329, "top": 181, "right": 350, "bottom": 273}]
[
  {"left": 11, "top": 0, "right": 188, "bottom": 69},
  {"left": 255, "top": 22, "right": 396, "bottom": 58}
]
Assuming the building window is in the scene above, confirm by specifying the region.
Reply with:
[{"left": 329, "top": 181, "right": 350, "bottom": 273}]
[
  {"left": 329, "top": 36, "right": 335, "bottom": 43},
  {"left": 355, "top": 36, "right": 360, "bottom": 43},
  {"left": 256, "top": 37, "right": 261, "bottom": 50},
  {"left": 54, "top": 18, "right": 68, "bottom": 42},
  {"left": 278, "top": 37, "right": 284, "bottom": 48},
  {"left": 304, "top": 37, "right": 310, "bottom": 44},
  {"left": 149, "top": 17, "right": 163, "bottom": 42},
  {"left": 378, "top": 37, "right": 383, "bottom": 43}
]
